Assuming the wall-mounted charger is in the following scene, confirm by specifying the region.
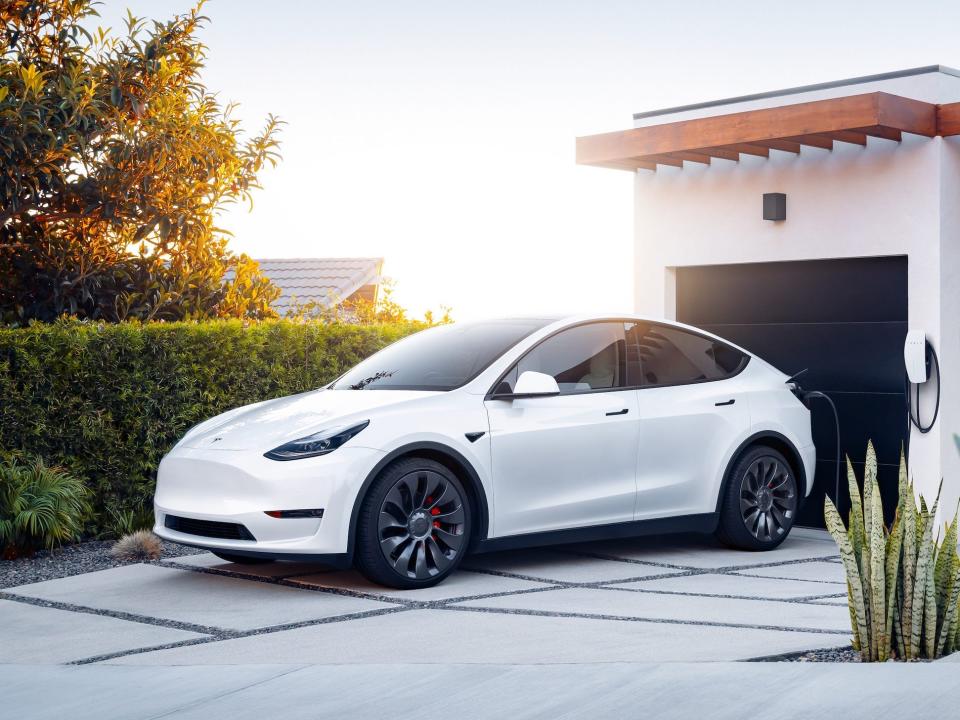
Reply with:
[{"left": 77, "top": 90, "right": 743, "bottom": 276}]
[{"left": 904, "top": 330, "right": 928, "bottom": 384}]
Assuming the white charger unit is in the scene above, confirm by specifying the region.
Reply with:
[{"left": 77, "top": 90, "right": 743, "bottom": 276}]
[{"left": 904, "top": 330, "right": 928, "bottom": 384}]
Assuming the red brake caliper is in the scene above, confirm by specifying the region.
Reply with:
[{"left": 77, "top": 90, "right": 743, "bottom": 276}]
[
  {"left": 424, "top": 497, "right": 441, "bottom": 532},
  {"left": 427, "top": 497, "right": 441, "bottom": 530}
]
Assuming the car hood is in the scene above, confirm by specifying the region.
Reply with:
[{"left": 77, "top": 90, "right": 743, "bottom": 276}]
[{"left": 178, "top": 389, "right": 440, "bottom": 451}]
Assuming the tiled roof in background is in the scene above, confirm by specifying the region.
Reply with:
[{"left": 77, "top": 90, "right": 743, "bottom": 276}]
[{"left": 232, "top": 257, "right": 383, "bottom": 314}]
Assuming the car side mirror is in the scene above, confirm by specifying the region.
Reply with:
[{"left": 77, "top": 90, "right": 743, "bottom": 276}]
[{"left": 500, "top": 371, "right": 560, "bottom": 399}]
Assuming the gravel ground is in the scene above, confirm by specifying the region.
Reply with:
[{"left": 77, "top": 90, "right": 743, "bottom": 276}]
[
  {"left": 0, "top": 538, "right": 202, "bottom": 590},
  {"left": 782, "top": 646, "right": 860, "bottom": 662},
  {"left": 778, "top": 646, "right": 943, "bottom": 662}
]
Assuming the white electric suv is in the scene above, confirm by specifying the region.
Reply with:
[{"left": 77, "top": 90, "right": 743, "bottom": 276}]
[{"left": 154, "top": 315, "right": 815, "bottom": 588}]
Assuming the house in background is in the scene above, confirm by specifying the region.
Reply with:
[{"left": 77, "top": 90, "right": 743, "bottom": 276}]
[
  {"left": 250, "top": 257, "right": 383, "bottom": 316},
  {"left": 577, "top": 65, "right": 960, "bottom": 527}
]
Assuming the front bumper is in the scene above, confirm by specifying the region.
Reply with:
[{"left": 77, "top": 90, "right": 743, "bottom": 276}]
[{"left": 153, "top": 444, "right": 383, "bottom": 558}]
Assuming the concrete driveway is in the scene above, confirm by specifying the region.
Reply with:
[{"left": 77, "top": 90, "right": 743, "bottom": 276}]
[{"left": 0, "top": 527, "right": 849, "bottom": 666}]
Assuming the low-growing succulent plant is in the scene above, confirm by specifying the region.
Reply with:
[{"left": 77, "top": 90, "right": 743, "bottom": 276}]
[
  {"left": 825, "top": 441, "right": 960, "bottom": 661},
  {"left": 111, "top": 530, "right": 163, "bottom": 562}
]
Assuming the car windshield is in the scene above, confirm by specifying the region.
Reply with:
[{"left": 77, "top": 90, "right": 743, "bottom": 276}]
[{"left": 331, "top": 319, "right": 553, "bottom": 391}]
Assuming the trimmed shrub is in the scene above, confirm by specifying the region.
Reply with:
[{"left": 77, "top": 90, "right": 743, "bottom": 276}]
[
  {"left": 0, "top": 456, "right": 91, "bottom": 557},
  {"left": 0, "top": 319, "right": 422, "bottom": 532}
]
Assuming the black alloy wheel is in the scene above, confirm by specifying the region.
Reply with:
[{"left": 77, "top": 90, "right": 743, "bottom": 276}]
[
  {"left": 356, "top": 457, "right": 471, "bottom": 588},
  {"left": 716, "top": 446, "right": 798, "bottom": 551},
  {"left": 738, "top": 456, "right": 797, "bottom": 542}
]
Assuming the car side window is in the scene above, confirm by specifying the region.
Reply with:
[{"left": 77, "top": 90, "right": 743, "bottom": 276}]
[
  {"left": 624, "top": 322, "right": 747, "bottom": 387},
  {"left": 498, "top": 323, "right": 626, "bottom": 394}
]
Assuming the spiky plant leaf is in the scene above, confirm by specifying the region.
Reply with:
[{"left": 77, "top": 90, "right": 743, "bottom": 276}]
[
  {"left": 921, "top": 481, "right": 945, "bottom": 657},
  {"left": 863, "top": 447, "right": 875, "bottom": 585},
  {"left": 894, "top": 583, "right": 906, "bottom": 659},
  {"left": 900, "top": 457, "right": 917, "bottom": 658},
  {"left": 847, "top": 583, "right": 860, "bottom": 652},
  {"left": 950, "top": 555, "right": 960, "bottom": 655},
  {"left": 847, "top": 458, "right": 865, "bottom": 574},
  {"left": 868, "top": 466, "right": 886, "bottom": 660},
  {"left": 884, "top": 505, "right": 903, "bottom": 658},
  {"left": 920, "top": 497, "right": 929, "bottom": 540},
  {"left": 924, "top": 545, "right": 938, "bottom": 658},
  {"left": 825, "top": 496, "right": 871, "bottom": 660},
  {"left": 911, "top": 510, "right": 933, "bottom": 658},
  {"left": 935, "top": 514, "right": 958, "bottom": 622},
  {"left": 936, "top": 566, "right": 960, "bottom": 658}
]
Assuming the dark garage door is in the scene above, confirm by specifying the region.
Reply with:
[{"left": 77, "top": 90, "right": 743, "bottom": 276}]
[{"left": 676, "top": 256, "right": 908, "bottom": 527}]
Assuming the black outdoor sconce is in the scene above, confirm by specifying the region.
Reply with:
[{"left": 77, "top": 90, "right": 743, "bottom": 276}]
[{"left": 763, "top": 192, "right": 786, "bottom": 221}]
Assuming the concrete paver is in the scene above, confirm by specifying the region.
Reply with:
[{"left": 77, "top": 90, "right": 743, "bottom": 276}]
[
  {"left": 563, "top": 533, "right": 838, "bottom": 568},
  {"left": 107, "top": 608, "right": 838, "bottom": 665},
  {"left": 290, "top": 568, "right": 551, "bottom": 601},
  {"left": 3, "top": 528, "right": 856, "bottom": 668},
  {"left": 608, "top": 571, "right": 845, "bottom": 599},
  {"left": 452, "top": 586, "right": 851, "bottom": 632},
  {"left": 6, "top": 564, "right": 396, "bottom": 631},
  {"left": 11, "top": 662, "right": 960, "bottom": 720},
  {"left": 463, "top": 548, "right": 684, "bottom": 582},
  {"left": 0, "top": 599, "right": 206, "bottom": 664},
  {"left": 733, "top": 560, "right": 847, "bottom": 584}
]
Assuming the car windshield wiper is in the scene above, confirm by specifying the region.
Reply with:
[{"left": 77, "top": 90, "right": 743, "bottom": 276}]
[{"left": 347, "top": 371, "right": 395, "bottom": 390}]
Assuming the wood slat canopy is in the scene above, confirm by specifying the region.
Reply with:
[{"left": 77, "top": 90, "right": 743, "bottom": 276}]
[{"left": 577, "top": 92, "right": 942, "bottom": 171}]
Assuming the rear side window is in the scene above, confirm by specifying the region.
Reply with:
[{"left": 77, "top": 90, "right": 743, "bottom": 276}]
[
  {"left": 496, "top": 322, "right": 626, "bottom": 395},
  {"left": 624, "top": 322, "right": 747, "bottom": 387}
]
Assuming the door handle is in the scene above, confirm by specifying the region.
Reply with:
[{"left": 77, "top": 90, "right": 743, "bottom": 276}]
[
  {"left": 605, "top": 408, "right": 629, "bottom": 416},
  {"left": 715, "top": 399, "right": 735, "bottom": 406}
]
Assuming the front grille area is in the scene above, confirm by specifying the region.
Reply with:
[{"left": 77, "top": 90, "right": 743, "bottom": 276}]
[{"left": 164, "top": 515, "right": 256, "bottom": 541}]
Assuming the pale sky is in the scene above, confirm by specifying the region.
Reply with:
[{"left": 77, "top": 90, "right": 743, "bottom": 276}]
[{"left": 100, "top": 0, "right": 960, "bottom": 320}]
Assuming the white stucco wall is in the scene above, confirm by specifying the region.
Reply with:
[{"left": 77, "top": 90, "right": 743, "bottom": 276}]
[{"left": 631, "top": 69, "right": 960, "bottom": 516}]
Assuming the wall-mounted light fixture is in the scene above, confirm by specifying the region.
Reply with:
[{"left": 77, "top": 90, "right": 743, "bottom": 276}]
[{"left": 763, "top": 193, "right": 786, "bottom": 221}]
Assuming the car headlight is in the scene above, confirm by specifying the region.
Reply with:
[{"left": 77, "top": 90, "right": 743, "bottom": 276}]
[{"left": 263, "top": 420, "right": 370, "bottom": 461}]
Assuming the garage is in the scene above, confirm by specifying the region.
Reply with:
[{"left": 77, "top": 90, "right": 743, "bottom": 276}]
[{"left": 676, "top": 257, "right": 908, "bottom": 527}]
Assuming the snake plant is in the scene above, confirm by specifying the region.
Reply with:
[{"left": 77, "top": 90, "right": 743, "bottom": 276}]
[{"left": 824, "top": 441, "right": 960, "bottom": 661}]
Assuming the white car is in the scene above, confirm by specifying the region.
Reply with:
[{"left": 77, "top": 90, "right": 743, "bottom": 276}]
[{"left": 154, "top": 315, "right": 815, "bottom": 588}]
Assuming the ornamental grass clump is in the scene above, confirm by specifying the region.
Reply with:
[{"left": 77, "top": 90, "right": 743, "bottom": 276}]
[
  {"left": 111, "top": 530, "right": 163, "bottom": 562},
  {"left": 825, "top": 441, "right": 960, "bottom": 661}
]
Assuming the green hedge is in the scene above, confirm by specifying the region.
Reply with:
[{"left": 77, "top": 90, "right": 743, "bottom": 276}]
[{"left": 0, "top": 319, "right": 422, "bottom": 533}]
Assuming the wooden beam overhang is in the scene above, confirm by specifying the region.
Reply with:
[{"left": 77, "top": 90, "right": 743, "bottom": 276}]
[
  {"left": 576, "top": 92, "right": 941, "bottom": 171},
  {"left": 937, "top": 101, "right": 960, "bottom": 136}
]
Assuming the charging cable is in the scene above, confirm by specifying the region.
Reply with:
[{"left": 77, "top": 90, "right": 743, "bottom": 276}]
[
  {"left": 803, "top": 391, "right": 842, "bottom": 513},
  {"left": 786, "top": 370, "right": 842, "bottom": 513}
]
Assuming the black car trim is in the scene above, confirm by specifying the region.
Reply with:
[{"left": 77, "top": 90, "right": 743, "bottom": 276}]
[{"left": 473, "top": 513, "right": 719, "bottom": 554}]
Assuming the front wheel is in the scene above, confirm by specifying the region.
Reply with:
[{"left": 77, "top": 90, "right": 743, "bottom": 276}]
[
  {"left": 716, "top": 446, "right": 798, "bottom": 551},
  {"left": 355, "top": 457, "right": 471, "bottom": 589}
]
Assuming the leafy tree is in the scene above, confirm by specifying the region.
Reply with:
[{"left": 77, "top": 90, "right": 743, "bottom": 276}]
[{"left": 0, "top": 0, "right": 282, "bottom": 324}]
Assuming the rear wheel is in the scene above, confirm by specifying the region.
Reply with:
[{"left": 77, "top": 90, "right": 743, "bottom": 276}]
[
  {"left": 355, "top": 457, "right": 471, "bottom": 589},
  {"left": 211, "top": 551, "right": 275, "bottom": 565},
  {"left": 716, "top": 446, "right": 798, "bottom": 551}
]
